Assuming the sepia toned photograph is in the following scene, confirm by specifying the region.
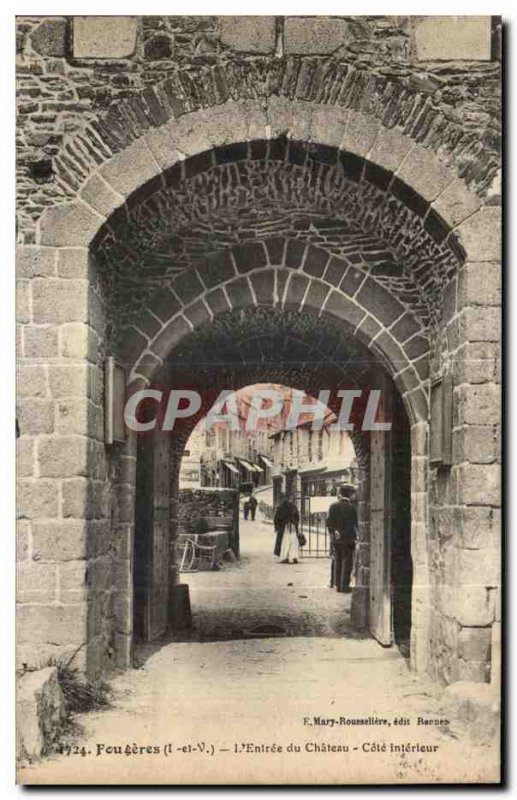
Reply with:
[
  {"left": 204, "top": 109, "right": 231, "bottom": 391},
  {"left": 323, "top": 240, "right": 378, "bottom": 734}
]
[{"left": 14, "top": 11, "right": 502, "bottom": 786}]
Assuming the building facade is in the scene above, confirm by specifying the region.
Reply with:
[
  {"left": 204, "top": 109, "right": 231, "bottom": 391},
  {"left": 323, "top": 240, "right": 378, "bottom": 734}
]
[
  {"left": 182, "top": 387, "right": 276, "bottom": 489},
  {"left": 270, "top": 418, "right": 357, "bottom": 497}
]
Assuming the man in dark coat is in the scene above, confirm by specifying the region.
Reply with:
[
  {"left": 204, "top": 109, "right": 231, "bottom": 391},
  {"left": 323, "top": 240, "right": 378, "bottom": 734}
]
[
  {"left": 248, "top": 492, "right": 258, "bottom": 521},
  {"left": 273, "top": 494, "right": 300, "bottom": 558},
  {"left": 326, "top": 484, "right": 358, "bottom": 593}
]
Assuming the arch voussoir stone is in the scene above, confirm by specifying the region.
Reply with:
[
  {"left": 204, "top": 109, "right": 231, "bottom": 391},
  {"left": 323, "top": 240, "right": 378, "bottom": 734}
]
[
  {"left": 33, "top": 96, "right": 488, "bottom": 272},
  {"left": 395, "top": 144, "right": 455, "bottom": 203},
  {"left": 322, "top": 256, "right": 349, "bottom": 287},
  {"left": 119, "top": 326, "right": 149, "bottom": 365},
  {"left": 394, "top": 364, "right": 422, "bottom": 397},
  {"left": 285, "top": 239, "right": 308, "bottom": 270},
  {"left": 233, "top": 241, "right": 268, "bottom": 274},
  {"left": 128, "top": 259, "right": 429, "bottom": 431},
  {"left": 136, "top": 351, "right": 163, "bottom": 382},
  {"left": 371, "top": 330, "right": 412, "bottom": 377},
  {"left": 249, "top": 269, "right": 276, "bottom": 306},
  {"left": 99, "top": 138, "right": 163, "bottom": 199},
  {"left": 403, "top": 386, "right": 429, "bottom": 425},
  {"left": 389, "top": 312, "right": 423, "bottom": 344},
  {"left": 283, "top": 272, "right": 310, "bottom": 311},
  {"left": 303, "top": 280, "right": 332, "bottom": 315},
  {"left": 197, "top": 251, "right": 237, "bottom": 288},
  {"left": 265, "top": 237, "right": 287, "bottom": 265},
  {"left": 356, "top": 278, "right": 406, "bottom": 328},
  {"left": 149, "top": 289, "right": 182, "bottom": 324},
  {"left": 39, "top": 200, "right": 105, "bottom": 248},
  {"left": 150, "top": 316, "right": 192, "bottom": 363},
  {"left": 225, "top": 276, "right": 255, "bottom": 311},
  {"left": 324, "top": 290, "right": 365, "bottom": 330},
  {"left": 80, "top": 173, "right": 126, "bottom": 219},
  {"left": 205, "top": 287, "right": 231, "bottom": 317},
  {"left": 302, "top": 245, "right": 331, "bottom": 278},
  {"left": 403, "top": 334, "right": 430, "bottom": 361},
  {"left": 183, "top": 298, "right": 212, "bottom": 329}
]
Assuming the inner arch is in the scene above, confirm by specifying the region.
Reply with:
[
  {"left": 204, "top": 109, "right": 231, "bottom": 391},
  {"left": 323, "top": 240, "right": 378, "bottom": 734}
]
[{"left": 91, "top": 137, "right": 463, "bottom": 344}]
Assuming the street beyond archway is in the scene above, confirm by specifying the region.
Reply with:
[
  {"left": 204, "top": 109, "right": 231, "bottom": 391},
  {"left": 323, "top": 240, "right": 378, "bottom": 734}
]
[{"left": 171, "top": 515, "right": 358, "bottom": 641}]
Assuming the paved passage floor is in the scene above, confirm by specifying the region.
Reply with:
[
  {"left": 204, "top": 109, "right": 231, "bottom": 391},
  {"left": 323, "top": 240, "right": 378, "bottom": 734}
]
[
  {"left": 19, "top": 518, "right": 499, "bottom": 784},
  {"left": 170, "top": 516, "right": 358, "bottom": 641}
]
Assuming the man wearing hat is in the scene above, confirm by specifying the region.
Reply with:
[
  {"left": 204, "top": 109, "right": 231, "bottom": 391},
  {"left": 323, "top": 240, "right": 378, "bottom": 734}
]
[{"left": 326, "top": 484, "right": 358, "bottom": 593}]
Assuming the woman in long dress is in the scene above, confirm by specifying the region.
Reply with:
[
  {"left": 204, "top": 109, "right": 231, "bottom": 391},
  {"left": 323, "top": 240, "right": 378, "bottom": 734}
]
[
  {"left": 273, "top": 495, "right": 300, "bottom": 564},
  {"left": 279, "top": 521, "right": 300, "bottom": 564}
]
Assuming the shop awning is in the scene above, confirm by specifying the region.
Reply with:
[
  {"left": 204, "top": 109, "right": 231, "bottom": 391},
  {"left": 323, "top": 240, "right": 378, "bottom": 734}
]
[
  {"left": 259, "top": 455, "right": 274, "bottom": 469},
  {"left": 297, "top": 463, "right": 326, "bottom": 475},
  {"left": 236, "top": 458, "right": 255, "bottom": 472},
  {"left": 250, "top": 463, "right": 264, "bottom": 473},
  {"left": 223, "top": 461, "right": 239, "bottom": 474}
]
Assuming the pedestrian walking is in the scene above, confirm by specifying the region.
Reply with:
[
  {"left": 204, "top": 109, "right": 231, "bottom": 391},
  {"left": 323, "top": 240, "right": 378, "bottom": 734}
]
[
  {"left": 243, "top": 499, "right": 250, "bottom": 520},
  {"left": 273, "top": 494, "right": 301, "bottom": 564},
  {"left": 248, "top": 492, "right": 258, "bottom": 521},
  {"left": 326, "top": 484, "right": 358, "bottom": 593}
]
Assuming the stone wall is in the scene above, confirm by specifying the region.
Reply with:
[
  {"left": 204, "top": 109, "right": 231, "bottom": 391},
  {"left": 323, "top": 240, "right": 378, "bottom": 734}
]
[
  {"left": 16, "top": 15, "right": 501, "bottom": 242},
  {"left": 176, "top": 487, "right": 239, "bottom": 561},
  {"left": 177, "top": 487, "right": 239, "bottom": 536},
  {"left": 427, "top": 220, "right": 501, "bottom": 684},
  {"left": 16, "top": 247, "right": 114, "bottom": 675},
  {"left": 15, "top": 15, "right": 501, "bottom": 685}
]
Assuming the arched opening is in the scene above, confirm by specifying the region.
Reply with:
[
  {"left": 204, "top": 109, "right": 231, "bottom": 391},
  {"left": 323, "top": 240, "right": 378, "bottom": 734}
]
[
  {"left": 130, "top": 304, "right": 413, "bottom": 658},
  {"left": 78, "top": 128, "right": 469, "bottom": 676},
  {"left": 15, "top": 23, "right": 501, "bottom": 779},
  {"left": 167, "top": 383, "right": 361, "bottom": 642}
]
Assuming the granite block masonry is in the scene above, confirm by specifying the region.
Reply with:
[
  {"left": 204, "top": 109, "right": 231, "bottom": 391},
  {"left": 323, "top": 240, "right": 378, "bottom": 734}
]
[{"left": 16, "top": 16, "right": 501, "bottom": 704}]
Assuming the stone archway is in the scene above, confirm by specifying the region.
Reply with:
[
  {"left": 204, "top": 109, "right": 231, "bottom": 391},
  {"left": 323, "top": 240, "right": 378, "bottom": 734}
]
[
  {"left": 17, "top": 93, "right": 500, "bottom": 686},
  {"left": 130, "top": 302, "right": 414, "bottom": 657}
]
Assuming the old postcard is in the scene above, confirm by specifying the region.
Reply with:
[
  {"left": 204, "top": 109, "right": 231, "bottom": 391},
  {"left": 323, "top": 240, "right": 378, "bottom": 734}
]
[{"left": 15, "top": 13, "right": 502, "bottom": 785}]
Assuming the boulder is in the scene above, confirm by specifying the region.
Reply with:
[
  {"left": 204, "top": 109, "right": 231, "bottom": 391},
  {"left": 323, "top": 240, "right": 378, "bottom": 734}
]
[
  {"left": 443, "top": 680, "right": 500, "bottom": 746},
  {"left": 17, "top": 667, "right": 66, "bottom": 762}
]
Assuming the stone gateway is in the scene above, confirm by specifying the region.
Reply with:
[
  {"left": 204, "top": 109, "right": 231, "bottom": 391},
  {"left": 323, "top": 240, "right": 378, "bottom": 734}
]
[{"left": 16, "top": 13, "right": 501, "bottom": 730}]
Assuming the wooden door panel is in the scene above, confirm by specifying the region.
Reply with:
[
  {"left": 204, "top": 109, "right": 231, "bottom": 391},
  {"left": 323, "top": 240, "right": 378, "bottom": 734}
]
[
  {"left": 134, "top": 430, "right": 171, "bottom": 642},
  {"left": 148, "top": 512, "right": 169, "bottom": 639},
  {"left": 369, "top": 429, "right": 392, "bottom": 646},
  {"left": 148, "top": 433, "right": 170, "bottom": 640}
]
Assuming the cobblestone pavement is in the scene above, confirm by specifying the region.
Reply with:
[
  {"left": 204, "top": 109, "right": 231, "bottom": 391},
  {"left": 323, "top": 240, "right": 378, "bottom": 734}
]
[
  {"left": 19, "top": 518, "right": 499, "bottom": 785},
  {"left": 168, "top": 516, "right": 361, "bottom": 642}
]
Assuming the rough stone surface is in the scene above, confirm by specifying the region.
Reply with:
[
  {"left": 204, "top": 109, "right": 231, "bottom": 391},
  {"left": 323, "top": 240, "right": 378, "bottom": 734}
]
[
  {"left": 38, "top": 203, "right": 104, "bottom": 248},
  {"left": 443, "top": 681, "right": 499, "bottom": 745},
  {"left": 73, "top": 16, "right": 138, "bottom": 59},
  {"left": 458, "top": 262, "right": 501, "bottom": 307},
  {"left": 100, "top": 140, "right": 161, "bottom": 198},
  {"left": 432, "top": 179, "right": 482, "bottom": 228},
  {"left": 15, "top": 15, "right": 501, "bottom": 242},
  {"left": 30, "top": 19, "right": 67, "bottom": 57},
  {"left": 284, "top": 17, "right": 352, "bottom": 54},
  {"left": 456, "top": 208, "right": 502, "bottom": 261},
  {"left": 218, "top": 17, "right": 276, "bottom": 53},
  {"left": 396, "top": 146, "right": 453, "bottom": 202},
  {"left": 414, "top": 17, "right": 492, "bottom": 62},
  {"left": 17, "top": 667, "right": 66, "bottom": 762},
  {"left": 32, "top": 278, "right": 89, "bottom": 324},
  {"left": 341, "top": 112, "right": 379, "bottom": 158}
]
